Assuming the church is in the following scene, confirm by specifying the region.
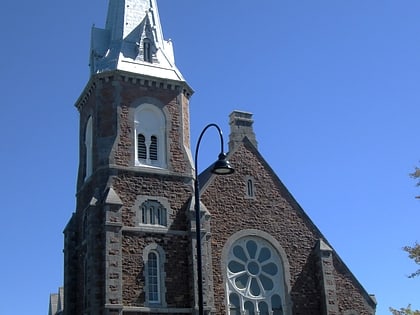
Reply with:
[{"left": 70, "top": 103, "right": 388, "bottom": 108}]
[{"left": 49, "top": 1, "right": 377, "bottom": 314}]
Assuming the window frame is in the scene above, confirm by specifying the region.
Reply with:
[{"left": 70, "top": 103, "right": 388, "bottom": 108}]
[
  {"left": 133, "top": 196, "right": 173, "bottom": 231},
  {"left": 140, "top": 200, "right": 167, "bottom": 227},
  {"left": 134, "top": 104, "right": 166, "bottom": 168},
  {"left": 147, "top": 251, "right": 160, "bottom": 303},
  {"left": 143, "top": 244, "right": 167, "bottom": 307},
  {"left": 222, "top": 230, "right": 291, "bottom": 315},
  {"left": 245, "top": 176, "right": 256, "bottom": 199}
]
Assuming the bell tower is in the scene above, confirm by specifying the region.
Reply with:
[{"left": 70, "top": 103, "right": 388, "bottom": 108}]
[{"left": 63, "top": 1, "right": 195, "bottom": 314}]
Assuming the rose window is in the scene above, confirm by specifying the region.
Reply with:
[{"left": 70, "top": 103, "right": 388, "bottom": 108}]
[{"left": 226, "top": 237, "right": 285, "bottom": 315}]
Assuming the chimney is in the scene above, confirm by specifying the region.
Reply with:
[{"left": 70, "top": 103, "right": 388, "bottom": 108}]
[{"left": 229, "top": 110, "right": 258, "bottom": 151}]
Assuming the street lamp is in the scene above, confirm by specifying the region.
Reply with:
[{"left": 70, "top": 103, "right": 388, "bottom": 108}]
[{"left": 194, "top": 123, "right": 234, "bottom": 315}]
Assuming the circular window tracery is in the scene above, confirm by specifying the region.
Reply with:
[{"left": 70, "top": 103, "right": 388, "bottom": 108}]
[{"left": 227, "top": 236, "right": 285, "bottom": 315}]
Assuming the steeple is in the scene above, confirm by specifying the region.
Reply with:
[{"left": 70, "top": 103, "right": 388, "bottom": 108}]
[{"left": 90, "top": 0, "right": 184, "bottom": 81}]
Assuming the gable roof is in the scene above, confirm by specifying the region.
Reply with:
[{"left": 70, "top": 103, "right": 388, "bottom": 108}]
[{"left": 199, "top": 136, "right": 376, "bottom": 310}]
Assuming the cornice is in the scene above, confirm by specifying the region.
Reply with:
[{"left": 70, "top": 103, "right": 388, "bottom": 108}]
[{"left": 75, "top": 70, "right": 194, "bottom": 111}]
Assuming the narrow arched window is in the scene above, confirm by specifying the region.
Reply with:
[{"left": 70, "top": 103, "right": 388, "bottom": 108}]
[
  {"left": 143, "top": 244, "right": 167, "bottom": 307},
  {"left": 84, "top": 116, "right": 93, "bottom": 180},
  {"left": 147, "top": 252, "right": 160, "bottom": 303},
  {"left": 245, "top": 176, "right": 255, "bottom": 199},
  {"left": 247, "top": 179, "right": 254, "bottom": 197}
]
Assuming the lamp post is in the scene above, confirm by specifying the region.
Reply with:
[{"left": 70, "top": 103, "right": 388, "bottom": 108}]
[{"left": 194, "top": 123, "right": 235, "bottom": 315}]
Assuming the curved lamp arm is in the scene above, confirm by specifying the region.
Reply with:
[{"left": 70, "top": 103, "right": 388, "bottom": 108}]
[
  {"left": 194, "top": 123, "right": 224, "bottom": 178},
  {"left": 195, "top": 123, "right": 234, "bottom": 179},
  {"left": 193, "top": 123, "right": 234, "bottom": 315}
]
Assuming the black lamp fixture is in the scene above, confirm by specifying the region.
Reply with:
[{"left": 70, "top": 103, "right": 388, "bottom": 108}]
[
  {"left": 194, "top": 123, "right": 234, "bottom": 315},
  {"left": 211, "top": 153, "right": 234, "bottom": 175}
]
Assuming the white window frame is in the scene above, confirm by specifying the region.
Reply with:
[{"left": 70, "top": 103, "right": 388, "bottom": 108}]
[
  {"left": 222, "top": 230, "right": 291, "bottom": 315},
  {"left": 134, "top": 104, "right": 166, "bottom": 168},
  {"left": 143, "top": 244, "right": 167, "bottom": 307}
]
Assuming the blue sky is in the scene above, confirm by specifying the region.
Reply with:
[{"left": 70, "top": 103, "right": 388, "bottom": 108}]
[{"left": 1, "top": 1, "right": 419, "bottom": 314}]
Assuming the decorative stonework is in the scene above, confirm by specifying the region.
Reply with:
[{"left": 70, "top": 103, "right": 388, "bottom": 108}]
[{"left": 222, "top": 229, "right": 292, "bottom": 315}]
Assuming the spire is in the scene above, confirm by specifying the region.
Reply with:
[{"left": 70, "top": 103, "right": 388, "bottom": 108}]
[{"left": 89, "top": 0, "right": 184, "bottom": 81}]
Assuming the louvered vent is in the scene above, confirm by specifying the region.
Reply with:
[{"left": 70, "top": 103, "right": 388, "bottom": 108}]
[
  {"left": 138, "top": 134, "right": 147, "bottom": 159},
  {"left": 150, "top": 136, "right": 158, "bottom": 160}
]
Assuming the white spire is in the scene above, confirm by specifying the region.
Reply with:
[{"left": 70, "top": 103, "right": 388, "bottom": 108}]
[{"left": 89, "top": 0, "right": 184, "bottom": 81}]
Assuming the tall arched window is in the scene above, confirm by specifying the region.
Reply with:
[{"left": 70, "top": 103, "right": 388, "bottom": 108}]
[
  {"left": 143, "top": 244, "right": 167, "bottom": 307},
  {"left": 134, "top": 104, "right": 166, "bottom": 168},
  {"left": 245, "top": 176, "right": 255, "bottom": 199},
  {"left": 147, "top": 252, "right": 159, "bottom": 303},
  {"left": 84, "top": 116, "right": 93, "bottom": 180},
  {"left": 224, "top": 233, "right": 290, "bottom": 315}
]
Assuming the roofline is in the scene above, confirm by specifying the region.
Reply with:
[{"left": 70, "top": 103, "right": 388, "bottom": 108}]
[
  {"left": 199, "top": 136, "right": 377, "bottom": 309},
  {"left": 74, "top": 69, "right": 194, "bottom": 111}
]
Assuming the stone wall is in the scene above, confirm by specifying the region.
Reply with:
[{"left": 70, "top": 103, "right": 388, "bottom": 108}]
[
  {"left": 201, "top": 140, "right": 375, "bottom": 315},
  {"left": 66, "top": 72, "right": 196, "bottom": 315}
]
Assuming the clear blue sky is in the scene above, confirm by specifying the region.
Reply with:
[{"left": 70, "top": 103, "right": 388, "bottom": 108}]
[{"left": 1, "top": 1, "right": 419, "bottom": 314}]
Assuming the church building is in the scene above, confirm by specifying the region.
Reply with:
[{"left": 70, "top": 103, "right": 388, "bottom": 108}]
[{"left": 49, "top": 1, "right": 377, "bottom": 314}]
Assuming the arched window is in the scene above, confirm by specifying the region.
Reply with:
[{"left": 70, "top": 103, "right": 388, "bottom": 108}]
[
  {"left": 245, "top": 176, "right": 255, "bottom": 199},
  {"left": 140, "top": 200, "right": 167, "bottom": 226},
  {"left": 143, "top": 244, "right": 167, "bottom": 307},
  {"left": 84, "top": 116, "right": 93, "bottom": 180},
  {"left": 134, "top": 104, "right": 166, "bottom": 168},
  {"left": 225, "top": 234, "right": 289, "bottom": 315},
  {"left": 147, "top": 252, "right": 160, "bottom": 302}
]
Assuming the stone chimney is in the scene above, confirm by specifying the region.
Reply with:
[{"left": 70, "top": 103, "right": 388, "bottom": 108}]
[{"left": 229, "top": 110, "right": 258, "bottom": 151}]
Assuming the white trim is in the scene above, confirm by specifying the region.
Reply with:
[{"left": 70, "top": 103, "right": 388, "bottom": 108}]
[
  {"left": 222, "top": 230, "right": 292, "bottom": 315},
  {"left": 143, "top": 243, "right": 167, "bottom": 307},
  {"left": 134, "top": 104, "right": 167, "bottom": 168}
]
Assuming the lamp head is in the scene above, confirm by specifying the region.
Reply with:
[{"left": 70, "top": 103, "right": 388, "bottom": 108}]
[{"left": 211, "top": 153, "right": 235, "bottom": 175}]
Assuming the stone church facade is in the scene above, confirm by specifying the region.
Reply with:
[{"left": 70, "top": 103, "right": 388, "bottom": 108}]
[{"left": 49, "top": 1, "right": 377, "bottom": 314}]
